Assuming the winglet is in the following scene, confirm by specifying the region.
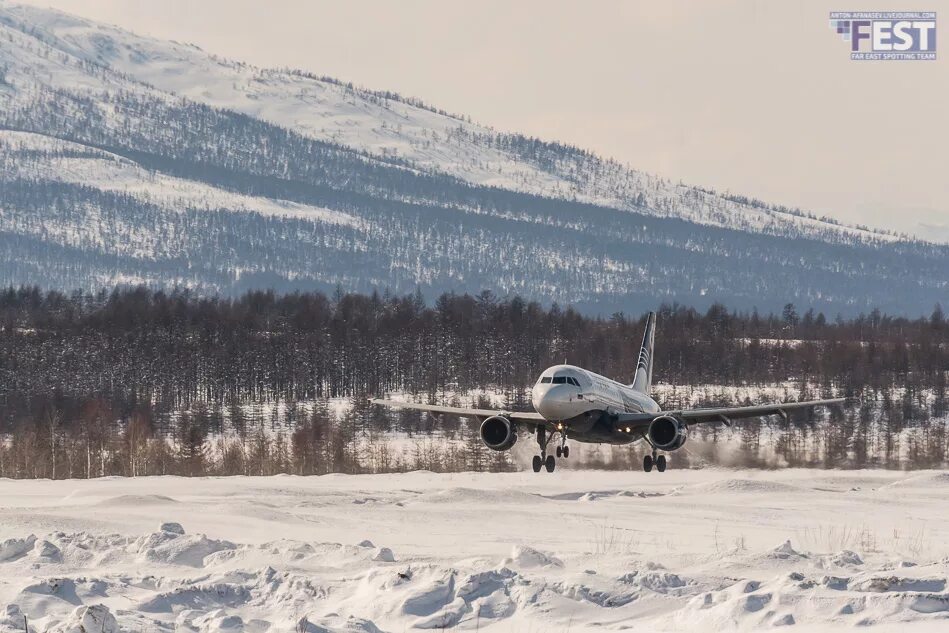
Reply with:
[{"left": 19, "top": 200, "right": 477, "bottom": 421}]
[{"left": 631, "top": 311, "right": 656, "bottom": 393}]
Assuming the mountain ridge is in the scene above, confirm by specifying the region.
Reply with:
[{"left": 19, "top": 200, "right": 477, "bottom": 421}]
[
  {"left": 0, "top": 2, "right": 914, "bottom": 244},
  {"left": 0, "top": 2, "right": 945, "bottom": 316}
]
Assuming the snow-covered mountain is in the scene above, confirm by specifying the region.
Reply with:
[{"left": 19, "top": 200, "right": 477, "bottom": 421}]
[
  {"left": 0, "top": 2, "right": 902, "bottom": 242},
  {"left": 0, "top": 2, "right": 945, "bottom": 315}
]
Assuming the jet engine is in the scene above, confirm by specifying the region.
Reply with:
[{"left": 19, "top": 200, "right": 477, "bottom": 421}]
[
  {"left": 480, "top": 415, "right": 517, "bottom": 451},
  {"left": 647, "top": 415, "right": 687, "bottom": 451}
]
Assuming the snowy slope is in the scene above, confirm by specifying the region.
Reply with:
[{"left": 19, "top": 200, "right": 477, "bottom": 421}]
[
  {"left": 0, "top": 130, "right": 367, "bottom": 288},
  {"left": 0, "top": 130, "right": 360, "bottom": 227},
  {"left": 2, "top": 470, "right": 949, "bottom": 632},
  {"left": 0, "top": 2, "right": 946, "bottom": 315},
  {"left": 0, "top": 2, "right": 906, "bottom": 244}
]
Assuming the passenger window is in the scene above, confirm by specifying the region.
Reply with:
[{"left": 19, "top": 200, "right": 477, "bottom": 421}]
[{"left": 540, "top": 377, "right": 551, "bottom": 383}]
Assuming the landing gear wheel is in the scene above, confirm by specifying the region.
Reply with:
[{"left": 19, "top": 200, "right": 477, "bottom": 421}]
[
  {"left": 643, "top": 454, "right": 653, "bottom": 472},
  {"left": 563, "top": 446, "right": 570, "bottom": 459},
  {"left": 656, "top": 454, "right": 667, "bottom": 472},
  {"left": 545, "top": 455, "right": 556, "bottom": 473},
  {"left": 532, "top": 455, "right": 542, "bottom": 472},
  {"left": 556, "top": 446, "right": 562, "bottom": 458}
]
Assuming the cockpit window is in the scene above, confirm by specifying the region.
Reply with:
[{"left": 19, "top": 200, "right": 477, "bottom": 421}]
[
  {"left": 568, "top": 377, "right": 580, "bottom": 387},
  {"left": 540, "top": 377, "right": 551, "bottom": 383},
  {"left": 552, "top": 376, "right": 567, "bottom": 384}
]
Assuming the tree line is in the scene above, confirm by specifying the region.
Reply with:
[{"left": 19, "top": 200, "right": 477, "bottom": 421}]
[{"left": 0, "top": 286, "right": 945, "bottom": 478}]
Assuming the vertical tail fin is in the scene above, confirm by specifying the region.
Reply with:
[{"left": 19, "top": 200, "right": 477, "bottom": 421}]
[{"left": 631, "top": 311, "right": 656, "bottom": 393}]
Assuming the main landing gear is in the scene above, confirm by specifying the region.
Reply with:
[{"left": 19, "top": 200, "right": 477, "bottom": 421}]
[
  {"left": 532, "top": 426, "right": 569, "bottom": 473},
  {"left": 642, "top": 449, "right": 667, "bottom": 473},
  {"left": 532, "top": 454, "right": 555, "bottom": 473}
]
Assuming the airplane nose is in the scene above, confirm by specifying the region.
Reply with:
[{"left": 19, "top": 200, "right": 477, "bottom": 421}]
[{"left": 532, "top": 384, "right": 575, "bottom": 420}]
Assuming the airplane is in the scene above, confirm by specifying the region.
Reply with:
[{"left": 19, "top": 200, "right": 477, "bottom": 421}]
[{"left": 371, "top": 312, "right": 845, "bottom": 473}]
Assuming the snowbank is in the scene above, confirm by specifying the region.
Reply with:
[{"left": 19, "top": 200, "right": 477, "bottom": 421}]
[{"left": 2, "top": 469, "right": 949, "bottom": 632}]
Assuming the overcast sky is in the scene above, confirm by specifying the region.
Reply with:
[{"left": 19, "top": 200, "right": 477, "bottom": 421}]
[{"left": 19, "top": 0, "right": 949, "bottom": 240}]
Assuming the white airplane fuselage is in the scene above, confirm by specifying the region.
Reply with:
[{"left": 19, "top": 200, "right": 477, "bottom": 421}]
[{"left": 530, "top": 364, "right": 660, "bottom": 443}]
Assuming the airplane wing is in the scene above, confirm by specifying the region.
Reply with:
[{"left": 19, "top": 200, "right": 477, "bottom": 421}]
[
  {"left": 670, "top": 397, "right": 845, "bottom": 425},
  {"left": 369, "top": 398, "right": 546, "bottom": 422},
  {"left": 372, "top": 396, "right": 843, "bottom": 428},
  {"left": 613, "top": 397, "right": 845, "bottom": 427}
]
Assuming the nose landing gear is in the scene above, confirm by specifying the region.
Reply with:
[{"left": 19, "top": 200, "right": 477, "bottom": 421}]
[{"left": 555, "top": 434, "right": 570, "bottom": 459}]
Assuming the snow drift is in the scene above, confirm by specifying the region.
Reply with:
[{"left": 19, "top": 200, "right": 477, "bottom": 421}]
[{"left": 1, "top": 469, "right": 949, "bottom": 632}]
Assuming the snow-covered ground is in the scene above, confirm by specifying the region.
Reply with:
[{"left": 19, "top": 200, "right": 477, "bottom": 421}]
[{"left": 2, "top": 470, "right": 949, "bottom": 632}]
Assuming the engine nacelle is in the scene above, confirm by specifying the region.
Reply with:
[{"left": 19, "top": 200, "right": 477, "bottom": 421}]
[
  {"left": 647, "top": 415, "right": 688, "bottom": 451},
  {"left": 480, "top": 415, "right": 517, "bottom": 451}
]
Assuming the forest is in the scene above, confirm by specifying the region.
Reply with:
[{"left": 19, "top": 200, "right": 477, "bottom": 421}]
[{"left": 0, "top": 286, "right": 945, "bottom": 478}]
